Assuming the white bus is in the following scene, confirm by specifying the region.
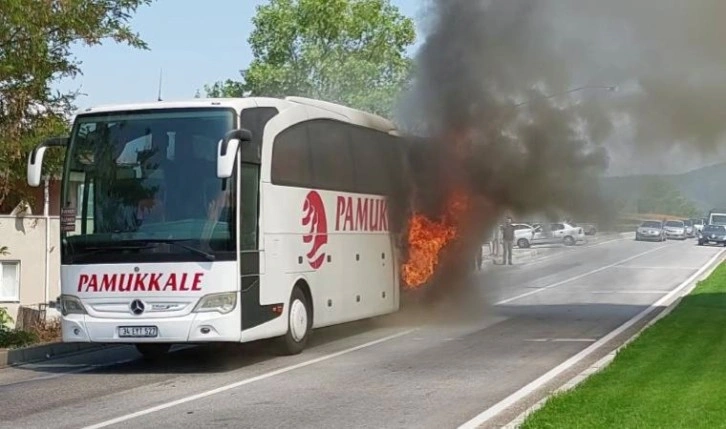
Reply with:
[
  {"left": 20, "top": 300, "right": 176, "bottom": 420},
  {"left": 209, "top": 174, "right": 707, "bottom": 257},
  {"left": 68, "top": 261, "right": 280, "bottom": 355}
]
[{"left": 27, "top": 96, "right": 406, "bottom": 359}]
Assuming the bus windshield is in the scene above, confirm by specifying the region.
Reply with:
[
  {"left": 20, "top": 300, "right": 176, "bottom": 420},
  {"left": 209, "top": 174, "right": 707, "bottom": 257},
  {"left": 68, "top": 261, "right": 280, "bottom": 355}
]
[{"left": 60, "top": 108, "right": 238, "bottom": 264}]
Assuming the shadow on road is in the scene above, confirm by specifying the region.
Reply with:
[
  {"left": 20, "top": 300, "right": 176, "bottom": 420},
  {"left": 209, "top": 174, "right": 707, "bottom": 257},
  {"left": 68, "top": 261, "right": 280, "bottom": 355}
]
[{"left": 12, "top": 315, "right": 413, "bottom": 376}]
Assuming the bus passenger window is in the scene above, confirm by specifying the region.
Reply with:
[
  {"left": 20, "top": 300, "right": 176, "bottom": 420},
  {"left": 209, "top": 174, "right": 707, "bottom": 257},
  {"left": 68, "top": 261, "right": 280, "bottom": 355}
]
[
  {"left": 308, "top": 120, "right": 355, "bottom": 192},
  {"left": 350, "top": 128, "right": 391, "bottom": 195},
  {"left": 271, "top": 124, "right": 312, "bottom": 187}
]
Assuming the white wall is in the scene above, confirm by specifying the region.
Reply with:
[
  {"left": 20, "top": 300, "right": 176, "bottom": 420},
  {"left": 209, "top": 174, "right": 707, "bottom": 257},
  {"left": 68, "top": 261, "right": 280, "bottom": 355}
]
[{"left": 0, "top": 215, "right": 60, "bottom": 325}]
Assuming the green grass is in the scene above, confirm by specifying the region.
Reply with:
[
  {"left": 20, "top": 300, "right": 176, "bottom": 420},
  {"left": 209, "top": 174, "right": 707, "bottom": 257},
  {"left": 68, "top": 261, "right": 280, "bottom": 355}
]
[{"left": 520, "top": 261, "right": 726, "bottom": 429}]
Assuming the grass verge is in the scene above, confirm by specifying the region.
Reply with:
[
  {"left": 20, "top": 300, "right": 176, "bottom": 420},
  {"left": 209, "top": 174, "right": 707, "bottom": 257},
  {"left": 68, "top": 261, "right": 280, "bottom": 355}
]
[{"left": 520, "top": 261, "right": 726, "bottom": 429}]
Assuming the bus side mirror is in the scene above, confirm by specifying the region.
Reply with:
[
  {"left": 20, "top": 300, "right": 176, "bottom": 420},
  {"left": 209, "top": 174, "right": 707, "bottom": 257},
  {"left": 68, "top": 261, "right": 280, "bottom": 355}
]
[
  {"left": 217, "top": 128, "right": 252, "bottom": 179},
  {"left": 27, "top": 136, "right": 69, "bottom": 187}
]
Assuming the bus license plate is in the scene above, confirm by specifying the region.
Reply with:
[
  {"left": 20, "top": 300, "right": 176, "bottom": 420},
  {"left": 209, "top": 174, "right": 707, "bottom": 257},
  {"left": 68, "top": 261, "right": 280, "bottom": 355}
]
[{"left": 118, "top": 326, "right": 158, "bottom": 338}]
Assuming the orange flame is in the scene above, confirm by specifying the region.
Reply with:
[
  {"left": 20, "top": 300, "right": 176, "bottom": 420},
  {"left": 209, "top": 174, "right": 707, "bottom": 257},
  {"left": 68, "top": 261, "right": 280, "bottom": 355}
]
[{"left": 401, "top": 190, "right": 470, "bottom": 289}]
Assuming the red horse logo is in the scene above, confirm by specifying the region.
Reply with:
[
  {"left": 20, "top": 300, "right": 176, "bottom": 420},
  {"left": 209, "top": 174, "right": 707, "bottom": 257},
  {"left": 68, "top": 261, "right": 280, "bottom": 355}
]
[{"left": 302, "top": 191, "right": 328, "bottom": 269}]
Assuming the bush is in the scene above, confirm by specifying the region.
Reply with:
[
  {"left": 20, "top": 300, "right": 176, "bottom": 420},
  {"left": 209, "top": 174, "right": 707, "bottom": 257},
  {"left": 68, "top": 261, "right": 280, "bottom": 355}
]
[
  {"left": 27, "top": 317, "right": 62, "bottom": 344},
  {"left": 0, "top": 307, "right": 12, "bottom": 328},
  {"left": 0, "top": 306, "right": 53, "bottom": 349},
  {"left": 0, "top": 329, "right": 38, "bottom": 349}
]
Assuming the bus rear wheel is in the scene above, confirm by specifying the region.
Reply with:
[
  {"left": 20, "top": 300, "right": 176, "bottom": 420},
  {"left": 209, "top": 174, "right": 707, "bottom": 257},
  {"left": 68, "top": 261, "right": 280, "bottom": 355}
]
[{"left": 278, "top": 287, "right": 312, "bottom": 356}]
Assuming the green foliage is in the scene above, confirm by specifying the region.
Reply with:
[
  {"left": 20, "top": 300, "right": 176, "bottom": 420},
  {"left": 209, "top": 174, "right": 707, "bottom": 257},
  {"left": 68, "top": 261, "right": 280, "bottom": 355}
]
[
  {"left": 0, "top": 328, "right": 39, "bottom": 349},
  {"left": 0, "top": 307, "right": 13, "bottom": 329},
  {"left": 0, "top": 307, "right": 45, "bottom": 349},
  {"left": 205, "top": 0, "right": 416, "bottom": 118},
  {"left": 636, "top": 178, "right": 700, "bottom": 218},
  {"left": 0, "top": 0, "right": 153, "bottom": 211},
  {"left": 0, "top": 245, "right": 7, "bottom": 255}
]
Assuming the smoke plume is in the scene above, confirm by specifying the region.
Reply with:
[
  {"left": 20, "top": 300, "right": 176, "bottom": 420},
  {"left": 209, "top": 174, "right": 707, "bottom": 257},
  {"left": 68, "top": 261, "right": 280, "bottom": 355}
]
[{"left": 392, "top": 0, "right": 726, "bottom": 298}]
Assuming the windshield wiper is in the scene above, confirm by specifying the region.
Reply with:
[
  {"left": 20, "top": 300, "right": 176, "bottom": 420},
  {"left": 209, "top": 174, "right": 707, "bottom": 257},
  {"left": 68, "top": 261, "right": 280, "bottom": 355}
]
[{"left": 142, "top": 239, "right": 216, "bottom": 261}]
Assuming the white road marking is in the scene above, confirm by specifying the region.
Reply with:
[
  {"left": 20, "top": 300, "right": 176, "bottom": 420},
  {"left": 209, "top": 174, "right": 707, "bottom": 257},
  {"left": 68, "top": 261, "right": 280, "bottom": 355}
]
[
  {"left": 524, "top": 338, "right": 596, "bottom": 343},
  {"left": 495, "top": 245, "right": 667, "bottom": 305},
  {"left": 457, "top": 246, "right": 726, "bottom": 429},
  {"left": 590, "top": 290, "right": 670, "bottom": 294},
  {"left": 613, "top": 265, "right": 700, "bottom": 270},
  {"left": 80, "top": 329, "right": 416, "bottom": 429}
]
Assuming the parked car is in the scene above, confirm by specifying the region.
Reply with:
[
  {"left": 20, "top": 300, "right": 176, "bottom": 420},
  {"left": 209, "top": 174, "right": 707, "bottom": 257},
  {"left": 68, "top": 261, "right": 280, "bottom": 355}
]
[
  {"left": 531, "top": 222, "right": 586, "bottom": 246},
  {"left": 682, "top": 219, "right": 695, "bottom": 238},
  {"left": 698, "top": 224, "right": 726, "bottom": 246},
  {"left": 573, "top": 222, "right": 597, "bottom": 235},
  {"left": 635, "top": 220, "right": 666, "bottom": 242},
  {"left": 663, "top": 220, "right": 687, "bottom": 240},
  {"left": 691, "top": 218, "right": 706, "bottom": 233},
  {"left": 510, "top": 223, "right": 537, "bottom": 248}
]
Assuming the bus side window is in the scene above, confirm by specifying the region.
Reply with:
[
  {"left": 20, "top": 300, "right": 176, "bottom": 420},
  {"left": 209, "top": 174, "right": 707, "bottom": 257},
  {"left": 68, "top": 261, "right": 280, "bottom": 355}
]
[
  {"left": 350, "top": 127, "right": 391, "bottom": 195},
  {"left": 271, "top": 123, "right": 313, "bottom": 187},
  {"left": 308, "top": 120, "right": 355, "bottom": 192}
]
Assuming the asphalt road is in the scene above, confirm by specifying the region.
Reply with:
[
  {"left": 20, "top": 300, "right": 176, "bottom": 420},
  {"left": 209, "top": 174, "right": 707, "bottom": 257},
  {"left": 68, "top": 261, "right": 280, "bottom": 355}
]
[{"left": 1, "top": 233, "right": 723, "bottom": 429}]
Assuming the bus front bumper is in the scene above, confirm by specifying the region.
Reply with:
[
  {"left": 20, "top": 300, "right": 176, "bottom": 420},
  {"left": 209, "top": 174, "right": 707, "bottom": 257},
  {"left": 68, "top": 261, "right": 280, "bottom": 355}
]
[{"left": 60, "top": 311, "right": 241, "bottom": 343}]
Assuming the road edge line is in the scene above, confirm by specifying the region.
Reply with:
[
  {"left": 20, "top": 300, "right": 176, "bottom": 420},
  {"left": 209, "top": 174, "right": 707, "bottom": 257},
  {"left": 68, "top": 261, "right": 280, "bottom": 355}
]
[{"left": 459, "top": 246, "right": 726, "bottom": 429}]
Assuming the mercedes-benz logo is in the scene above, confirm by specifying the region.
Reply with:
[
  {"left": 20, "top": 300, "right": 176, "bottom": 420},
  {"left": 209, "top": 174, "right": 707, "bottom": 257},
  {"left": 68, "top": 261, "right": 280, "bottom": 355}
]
[{"left": 130, "top": 299, "right": 145, "bottom": 315}]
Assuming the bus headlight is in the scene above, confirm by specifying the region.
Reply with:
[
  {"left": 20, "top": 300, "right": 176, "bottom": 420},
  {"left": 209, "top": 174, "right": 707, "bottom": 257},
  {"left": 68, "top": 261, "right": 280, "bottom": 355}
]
[
  {"left": 193, "top": 292, "right": 237, "bottom": 314},
  {"left": 60, "top": 295, "right": 87, "bottom": 316}
]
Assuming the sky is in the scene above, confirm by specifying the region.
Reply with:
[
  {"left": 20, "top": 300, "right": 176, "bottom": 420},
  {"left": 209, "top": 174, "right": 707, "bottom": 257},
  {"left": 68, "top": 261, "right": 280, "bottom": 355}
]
[
  {"left": 52, "top": 0, "right": 423, "bottom": 110},
  {"left": 49, "top": 0, "right": 726, "bottom": 176}
]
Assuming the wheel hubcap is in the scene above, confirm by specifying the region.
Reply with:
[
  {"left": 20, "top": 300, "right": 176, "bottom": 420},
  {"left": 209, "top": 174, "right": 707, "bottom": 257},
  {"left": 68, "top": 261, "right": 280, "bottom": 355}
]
[{"left": 289, "top": 299, "right": 308, "bottom": 342}]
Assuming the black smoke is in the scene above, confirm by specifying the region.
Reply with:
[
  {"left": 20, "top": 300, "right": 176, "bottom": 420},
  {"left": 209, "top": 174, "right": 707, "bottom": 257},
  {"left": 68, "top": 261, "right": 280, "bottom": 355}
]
[{"left": 387, "top": 0, "right": 726, "bottom": 304}]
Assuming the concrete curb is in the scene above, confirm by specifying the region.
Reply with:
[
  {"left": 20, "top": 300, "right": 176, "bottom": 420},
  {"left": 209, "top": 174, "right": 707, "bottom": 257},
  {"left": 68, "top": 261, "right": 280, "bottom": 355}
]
[
  {"left": 501, "top": 248, "right": 726, "bottom": 429},
  {"left": 0, "top": 342, "right": 107, "bottom": 369}
]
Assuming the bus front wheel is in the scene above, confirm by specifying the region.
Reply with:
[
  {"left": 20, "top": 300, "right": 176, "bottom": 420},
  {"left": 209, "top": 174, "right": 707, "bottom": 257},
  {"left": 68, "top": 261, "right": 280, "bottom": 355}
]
[{"left": 278, "top": 286, "right": 312, "bottom": 356}]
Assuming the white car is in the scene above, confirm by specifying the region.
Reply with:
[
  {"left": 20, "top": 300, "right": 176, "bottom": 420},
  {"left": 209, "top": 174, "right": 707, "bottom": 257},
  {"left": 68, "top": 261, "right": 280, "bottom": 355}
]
[
  {"left": 663, "top": 220, "right": 687, "bottom": 240},
  {"left": 691, "top": 218, "right": 705, "bottom": 233},
  {"left": 512, "top": 222, "right": 585, "bottom": 247},
  {"left": 511, "top": 223, "right": 537, "bottom": 248}
]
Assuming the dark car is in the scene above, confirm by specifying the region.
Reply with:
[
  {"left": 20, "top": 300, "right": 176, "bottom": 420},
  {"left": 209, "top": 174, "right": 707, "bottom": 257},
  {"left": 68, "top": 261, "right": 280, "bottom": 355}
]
[{"left": 698, "top": 224, "right": 726, "bottom": 246}]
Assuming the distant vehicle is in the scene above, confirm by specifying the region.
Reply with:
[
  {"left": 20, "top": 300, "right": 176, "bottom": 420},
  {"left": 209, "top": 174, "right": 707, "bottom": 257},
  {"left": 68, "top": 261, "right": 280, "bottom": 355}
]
[
  {"left": 682, "top": 219, "right": 695, "bottom": 238},
  {"left": 663, "top": 220, "right": 687, "bottom": 240},
  {"left": 531, "top": 222, "right": 586, "bottom": 246},
  {"left": 691, "top": 218, "right": 706, "bottom": 233},
  {"left": 510, "top": 223, "right": 537, "bottom": 248},
  {"left": 698, "top": 224, "right": 726, "bottom": 246},
  {"left": 708, "top": 209, "right": 726, "bottom": 226},
  {"left": 573, "top": 222, "right": 597, "bottom": 235},
  {"left": 635, "top": 220, "right": 666, "bottom": 242}
]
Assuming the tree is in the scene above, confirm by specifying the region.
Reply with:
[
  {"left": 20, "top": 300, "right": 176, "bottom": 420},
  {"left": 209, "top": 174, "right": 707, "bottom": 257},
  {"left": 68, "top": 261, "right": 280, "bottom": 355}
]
[
  {"left": 205, "top": 0, "right": 416, "bottom": 118},
  {"left": 636, "top": 178, "right": 700, "bottom": 218},
  {"left": 0, "top": 0, "right": 153, "bottom": 211}
]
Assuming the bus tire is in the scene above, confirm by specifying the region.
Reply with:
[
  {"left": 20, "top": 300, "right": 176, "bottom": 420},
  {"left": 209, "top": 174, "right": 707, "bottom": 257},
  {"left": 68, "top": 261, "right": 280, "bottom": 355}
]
[
  {"left": 135, "top": 343, "right": 170, "bottom": 361},
  {"left": 278, "top": 286, "right": 312, "bottom": 356}
]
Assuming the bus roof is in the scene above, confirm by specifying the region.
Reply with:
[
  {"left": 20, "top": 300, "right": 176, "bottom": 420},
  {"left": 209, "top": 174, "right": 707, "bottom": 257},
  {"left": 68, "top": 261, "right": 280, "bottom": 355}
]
[{"left": 75, "top": 96, "right": 398, "bottom": 135}]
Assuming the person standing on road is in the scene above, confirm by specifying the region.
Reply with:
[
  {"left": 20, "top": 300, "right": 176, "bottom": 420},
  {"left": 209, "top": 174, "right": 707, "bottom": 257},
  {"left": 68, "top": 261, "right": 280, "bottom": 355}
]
[{"left": 502, "top": 217, "right": 515, "bottom": 265}]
